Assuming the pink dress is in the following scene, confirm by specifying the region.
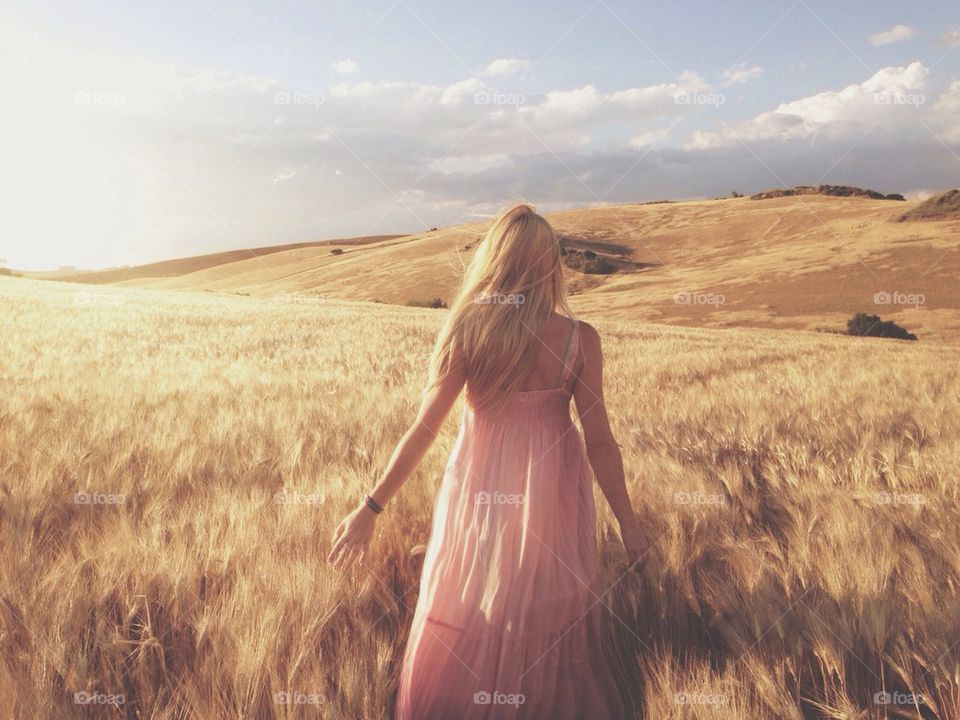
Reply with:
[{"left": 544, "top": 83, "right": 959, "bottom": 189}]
[{"left": 396, "top": 321, "right": 633, "bottom": 719}]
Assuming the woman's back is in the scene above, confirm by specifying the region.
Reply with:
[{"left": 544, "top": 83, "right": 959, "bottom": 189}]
[
  {"left": 463, "top": 314, "right": 582, "bottom": 425},
  {"left": 512, "top": 313, "right": 581, "bottom": 392}
]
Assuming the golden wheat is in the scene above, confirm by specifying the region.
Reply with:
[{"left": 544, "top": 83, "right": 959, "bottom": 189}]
[{"left": 1, "top": 276, "right": 958, "bottom": 719}]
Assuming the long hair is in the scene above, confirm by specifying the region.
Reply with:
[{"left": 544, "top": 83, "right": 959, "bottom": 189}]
[{"left": 428, "top": 203, "right": 573, "bottom": 412}]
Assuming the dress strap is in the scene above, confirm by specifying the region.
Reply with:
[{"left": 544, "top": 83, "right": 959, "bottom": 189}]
[{"left": 557, "top": 319, "right": 580, "bottom": 390}]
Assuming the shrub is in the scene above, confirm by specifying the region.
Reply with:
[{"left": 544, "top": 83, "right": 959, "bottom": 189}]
[
  {"left": 584, "top": 257, "right": 616, "bottom": 275},
  {"left": 561, "top": 248, "right": 620, "bottom": 275},
  {"left": 846, "top": 313, "right": 917, "bottom": 341},
  {"left": 406, "top": 297, "right": 448, "bottom": 309}
]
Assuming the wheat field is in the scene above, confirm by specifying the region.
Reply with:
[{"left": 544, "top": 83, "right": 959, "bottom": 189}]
[{"left": 1, "top": 276, "right": 959, "bottom": 719}]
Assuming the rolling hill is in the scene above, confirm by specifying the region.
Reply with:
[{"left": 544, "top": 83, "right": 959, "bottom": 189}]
[
  {"left": 38, "top": 192, "right": 960, "bottom": 343},
  {"left": 26, "top": 235, "right": 401, "bottom": 285}
]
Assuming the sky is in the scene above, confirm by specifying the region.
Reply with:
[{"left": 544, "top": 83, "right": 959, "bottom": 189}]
[{"left": 0, "top": 0, "right": 958, "bottom": 270}]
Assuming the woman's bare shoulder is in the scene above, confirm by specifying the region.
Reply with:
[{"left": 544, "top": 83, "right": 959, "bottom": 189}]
[
  {"left": 575, "top": 319, "right": 600, "bottom": 345},
  {"left": 545, "top": 312, "right": 578, "bottom": 339},
  {"left": 572, "top": 321, "right": 603, "bottom": 372}
]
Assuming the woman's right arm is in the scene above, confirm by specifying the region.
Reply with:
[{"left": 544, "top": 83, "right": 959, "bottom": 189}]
[{"left": 573, "top": 322, "right": 647, "bottom": 566}]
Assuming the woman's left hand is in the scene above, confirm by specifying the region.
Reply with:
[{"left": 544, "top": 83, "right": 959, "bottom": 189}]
[
  {"left": 327, "top": 502, "right": 378, "bottom": 569},
  {"left": 619, "top": 519, "right": 649, "bottom": 569}
]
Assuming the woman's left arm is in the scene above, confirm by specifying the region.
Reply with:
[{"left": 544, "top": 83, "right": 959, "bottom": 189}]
[{"left": 327, "top": 356, "right": 466, "bottom": 568}]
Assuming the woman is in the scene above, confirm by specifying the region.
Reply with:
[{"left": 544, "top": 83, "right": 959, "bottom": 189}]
[{"left": 328, "top": 203, "right": 645, "bottom": 718}]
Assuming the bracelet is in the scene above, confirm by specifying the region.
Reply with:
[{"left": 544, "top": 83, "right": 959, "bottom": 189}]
[{"left": 364, "top": 495, "right": 384, "bottom": 514}]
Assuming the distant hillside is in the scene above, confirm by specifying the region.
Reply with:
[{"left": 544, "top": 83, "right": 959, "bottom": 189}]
[
  {"left": 45, "top": 235, "right": 402, "bottom": 285},
  {"left": 751, "top": 185, "right": 905, "bottom": 201},
  {"left": 896, "top": 189, "right": 960, "bottom": 222},
  {"left": 63, "top": 192, "right": 960, "bottom": 344}
]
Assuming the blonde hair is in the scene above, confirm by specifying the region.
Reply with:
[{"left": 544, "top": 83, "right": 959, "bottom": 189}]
[{"left": 428, "top": 203, "right": 573, "bottom": 412}]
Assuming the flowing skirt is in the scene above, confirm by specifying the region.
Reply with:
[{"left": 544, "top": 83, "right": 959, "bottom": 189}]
[{"left": 396, "top": 392, "right": 633, "bottom": 719}]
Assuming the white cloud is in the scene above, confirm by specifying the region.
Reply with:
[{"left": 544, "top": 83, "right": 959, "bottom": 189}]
[
  {"left": 940, "top": 30, "right": 960, "bottom": 46},
  {"left": 932, "top": 80, "right": 960, "bottom": 141},
  {"left": 440, "top": 78, "right": 486, "bottom": 105},
  {"left": 272, "top": 169, "right": 297, "bottom": 185},
  {"left": 323, "top": 71, "right": 709, "bottom": 156},
  {"left": 629, "top": 128, "right": 671, "bottom": 149},
  {"left": 719, "top": 63, "right": 765, "bottom": 86},
  {"left": 870, "top": 24, "right": 918, "bottom": 46},
  {"left": 430, "top": 154, "right": 512, "bottom": 175},
  {"left": 331, "top": 58, "right": 359, "bottom": 75},
  {"left": 688, "top": 61, "right": 933, "bottom": 149},
  {"left": 525, "top": 72, "right": 708, "bottom": 121},
  {"left": 482, "top": 58, "right": 530, "bottom": 76}
]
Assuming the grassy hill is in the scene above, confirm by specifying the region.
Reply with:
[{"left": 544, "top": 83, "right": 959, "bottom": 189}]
[
  {"left": 60, "top": 193, "right": 960, "bottom": 343},
  {"left": 30, "top": 235, "right": 401, "bottom": 285}
]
